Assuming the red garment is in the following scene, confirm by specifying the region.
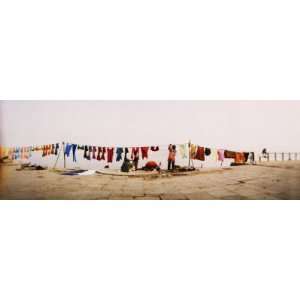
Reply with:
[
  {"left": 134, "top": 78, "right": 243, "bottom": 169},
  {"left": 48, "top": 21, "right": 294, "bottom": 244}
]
[
  {"left": 107, "top": 148, "right": 114, "bottom": 163},
  {"left": 194, "top": 146, "right": 205, "bottom": 161},
  {"left": 141, "top": 147, "right": 149, "bottom": 159},
  {"left": 131, "top": 147, "right": 139, "bottom": 160},
  {"left": 47, "top": 144, "right": 51, "bottom": 155},
  {"left": 100, "top": 147, "right": 106, "bottom": 160},
  {"left": 145, "top": 161, "right": 158, "bottom": 168},
  {"left": 92, "top": 146, "right": 97, "bottom": 159},
  {"left": 96, "top": 147, "right": 101, "bottom": 161}
]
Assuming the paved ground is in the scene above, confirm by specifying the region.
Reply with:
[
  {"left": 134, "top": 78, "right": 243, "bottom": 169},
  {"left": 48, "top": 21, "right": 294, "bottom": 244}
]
[{"left": 1, "top": 161, "right": 300, "bottom": 199}]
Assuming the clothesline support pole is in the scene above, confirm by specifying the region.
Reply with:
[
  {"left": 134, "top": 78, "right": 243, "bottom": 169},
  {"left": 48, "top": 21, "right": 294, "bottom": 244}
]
[{"left": 62, "top": 142, "right": 66, "bottom": 169}]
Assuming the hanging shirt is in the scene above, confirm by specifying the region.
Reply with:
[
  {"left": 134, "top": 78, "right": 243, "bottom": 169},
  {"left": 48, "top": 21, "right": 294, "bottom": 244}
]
[
  {"left": 116, "top": 147, "right": 123, "bottom": 161},
  {"left": 96, "top": 147, "right": 101, "bottom": 161},
  {"left": 64, "top": 143, "right": 72, "bottom": 157},
  {"left": 107, "top": 147, "right": 114, "bottom": 163},
  {"left": 179, "top": 144, "right": 188, "bottom": 159},
  {"left": 141, "top": 147, "right": 149, "bottom": 159}
]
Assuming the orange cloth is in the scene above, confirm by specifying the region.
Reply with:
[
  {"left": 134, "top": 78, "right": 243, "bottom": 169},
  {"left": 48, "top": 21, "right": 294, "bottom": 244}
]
[{"left": 235, "top": 152, "right": 246, "bottom": 164}]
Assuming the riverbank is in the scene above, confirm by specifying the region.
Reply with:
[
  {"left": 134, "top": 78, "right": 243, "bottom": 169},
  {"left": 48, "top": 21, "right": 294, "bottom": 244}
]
[{"left": 1, "top": 161, "right": 300, "bottom": 199}]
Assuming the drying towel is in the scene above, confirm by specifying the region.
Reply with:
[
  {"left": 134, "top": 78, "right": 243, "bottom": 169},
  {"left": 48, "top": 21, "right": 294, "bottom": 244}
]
[
  {"left": 224, "top": 150, "right": 236, "bottom": 159},
  {"left": 179, "top": 144, "right": 188, "bottom": 159},
  {"left": 235, "top": 152, "right": 246, "bottom": 164}
]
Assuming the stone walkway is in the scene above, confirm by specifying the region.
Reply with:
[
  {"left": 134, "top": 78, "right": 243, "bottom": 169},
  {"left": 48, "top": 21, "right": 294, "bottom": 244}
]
[{"left": 1, "top": 161, "right": 300, "bottom": 199}]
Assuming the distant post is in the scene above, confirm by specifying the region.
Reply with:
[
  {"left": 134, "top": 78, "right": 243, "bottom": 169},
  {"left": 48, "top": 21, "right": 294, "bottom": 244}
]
[
  {"left": 296, "top": 153, "right": 298, "bottom": 160},
  {"left": 274, "top": 152, "right": 277, "bottom": 161},
  {"left": 267, "top": 153, "right": 270, "bottom": 161},
  {"left": 289, "top": 152, "right": 291, "bottom": 160},
  {"left": 282, "top": 152, "right": 284, "bottom": 161}
]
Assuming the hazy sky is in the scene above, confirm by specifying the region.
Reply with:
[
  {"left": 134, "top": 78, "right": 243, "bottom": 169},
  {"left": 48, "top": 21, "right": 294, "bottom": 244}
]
[{"left": 1, "top": 100, "right": 300, "bottom": 152}]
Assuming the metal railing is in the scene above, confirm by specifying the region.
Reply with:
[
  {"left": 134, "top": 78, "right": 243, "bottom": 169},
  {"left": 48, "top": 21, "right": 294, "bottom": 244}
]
[{"left": 258, "top": 152, "right": 300, "bottom": 162}]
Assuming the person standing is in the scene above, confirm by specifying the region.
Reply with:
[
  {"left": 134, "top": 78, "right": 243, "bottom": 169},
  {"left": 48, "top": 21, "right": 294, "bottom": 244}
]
[{"left": 168, "top": 144, "right": 176, "bottom": 170}]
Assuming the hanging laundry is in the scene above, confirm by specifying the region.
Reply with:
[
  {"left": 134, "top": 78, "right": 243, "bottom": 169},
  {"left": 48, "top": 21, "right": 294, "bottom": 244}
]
[
  {"left": 205, "top": 148, "right": 211, "bottom": 156},
  {"left": 194, "top": 146, "right": 205, "bottom": 161},
  {"left": 55, "top": 143, "right": 59, "bottom": 155},
  {"left": 77, "top": 145, "right": 85, "bottom": 150},
  {"left": 88, "top": 146, "right": 92, "bottom": 160},
  {"left": 96, "top": 147, "right": 101, "bottom": 161},
  {"left": 84, "top": 145, "right": 89, "bottom": 159},
  {"left": 210, "top": 149, "right": 218, "bottom": 161},
  {"left": 234, "top": 152, "right": 246, "bottom": 164},
  {"left": 190, "top": 144, "right": 197, "bottom": 159},
  {"left": 100, "top": 147, "right": 106, "bottom": 160},
  {"left": 42, "top": 145, "right": 47, "bottom": 157},
  {"left": 107, "top": 147, "right": 114, "bottom": 163},
  {"left": 224, "top": 150, "right": 236, "bottom": 159},
  {"left": 217, "top": 149, "right": 225, "bottom": 161},
  {"left": 92, "top": 146, "right": 97, "bottom": 159},
  {"left": 141, "top": 147, "right": 149, "bottom": 159},
  {"left": 47, "top": 144, "right": 52, "bottom": 156},
  {"left": 51, "top": 144, "right": 55, "bottom": 155},
  {"left": 72, "top": 144, "right": 77, "bottom": 162},
  {"left": 244, "top": 152, "right": 249, "bottom": 162},
  {"left": 150, "top": 146, "right": 159, "bottom": 151},
  {"left": 64, "top": 143, "right": 72, "bottom": 157},
  {"left": 131, "top": 147, "right": 140, "bottom": 160},
  {"left": 116, "top": 147, "right": 123, "bottom": 161},
  {"left": 179, "top": 144, "right": 188, "bottom": 159}
]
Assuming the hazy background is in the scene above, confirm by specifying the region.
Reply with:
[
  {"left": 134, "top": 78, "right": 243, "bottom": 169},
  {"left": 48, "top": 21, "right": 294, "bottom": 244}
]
[{"left": 1, "top": 100, "right": 300, "bottom": 152}]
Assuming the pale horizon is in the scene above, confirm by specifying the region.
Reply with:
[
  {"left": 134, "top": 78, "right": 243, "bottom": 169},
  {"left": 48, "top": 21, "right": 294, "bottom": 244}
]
[{"left": 1, "top": 100, "right": 300, "bottom": 153}]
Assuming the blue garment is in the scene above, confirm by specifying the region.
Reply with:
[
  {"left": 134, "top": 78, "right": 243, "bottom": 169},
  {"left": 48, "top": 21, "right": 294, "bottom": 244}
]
[
  {"left": 116, "top": 147, "right": 123, "bottom": 161},
  {"left": 64, "top": 143, "right": 72, "bottom": 157},
  {"left": 72, "top": 144, "right": 77, "bottom": 162}
]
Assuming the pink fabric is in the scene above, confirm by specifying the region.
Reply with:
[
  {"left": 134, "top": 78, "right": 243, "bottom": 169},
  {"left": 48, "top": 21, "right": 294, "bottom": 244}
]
[{"left": 217, "top": 149, "right": 225, "bottom": 161}]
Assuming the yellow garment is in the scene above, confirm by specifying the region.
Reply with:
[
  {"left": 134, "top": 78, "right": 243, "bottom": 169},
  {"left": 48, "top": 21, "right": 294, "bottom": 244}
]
[
  {"left": 210, "top": 148, "right": 218, "bottom": 161},
  {"left": 190, "top": 144, "right": 197, "bottom": 159}
]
